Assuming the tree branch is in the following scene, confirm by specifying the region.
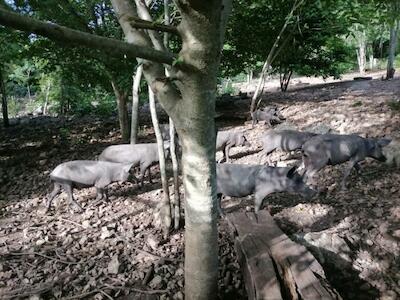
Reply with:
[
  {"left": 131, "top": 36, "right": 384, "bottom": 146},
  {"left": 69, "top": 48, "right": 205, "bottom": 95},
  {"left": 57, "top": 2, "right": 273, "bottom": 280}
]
[
  {"left": 128, "top": 15, "right": 179, "bottom": 35},
  {"left": 0, "top": 8, "right": 176, "bottom": 65}
]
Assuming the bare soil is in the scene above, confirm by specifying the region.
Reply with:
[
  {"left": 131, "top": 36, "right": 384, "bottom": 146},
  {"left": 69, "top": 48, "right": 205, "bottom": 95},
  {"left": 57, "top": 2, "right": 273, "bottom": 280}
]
[{"left": 1, "top": 73, "right": 399, "bottom": 299}]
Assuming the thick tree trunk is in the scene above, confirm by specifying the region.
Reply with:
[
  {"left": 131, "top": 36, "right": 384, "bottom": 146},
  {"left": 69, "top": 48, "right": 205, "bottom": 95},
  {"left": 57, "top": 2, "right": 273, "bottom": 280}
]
[
  {"left": 149, "top": 86, "right": 171, "bottom": 234},
  {"left": 111, "top": 81, "right": 130, "bottom": 143},
  {"left": 130, "top": 65, "right": 143, "bottom": 144},
  {"left": 0, "top": 68, "right": 9, "bottom": 127},
  {"left": 110, "top": 1, "right": 231, "bottom": 298},
  {"left": 387, "top": 20, "right": 399, "bottom": 80}
]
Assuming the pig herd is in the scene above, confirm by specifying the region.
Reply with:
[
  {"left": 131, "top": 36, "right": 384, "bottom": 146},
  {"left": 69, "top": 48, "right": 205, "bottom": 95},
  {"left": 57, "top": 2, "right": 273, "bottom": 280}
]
[{"left": 46, "top": 106, "right": 391, "bottom": 215}]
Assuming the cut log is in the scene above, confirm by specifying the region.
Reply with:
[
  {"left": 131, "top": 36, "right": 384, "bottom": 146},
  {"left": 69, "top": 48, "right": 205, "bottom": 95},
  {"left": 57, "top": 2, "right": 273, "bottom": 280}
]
[{"left": 226, "top": 211, "right": 342, "bottom": 300}]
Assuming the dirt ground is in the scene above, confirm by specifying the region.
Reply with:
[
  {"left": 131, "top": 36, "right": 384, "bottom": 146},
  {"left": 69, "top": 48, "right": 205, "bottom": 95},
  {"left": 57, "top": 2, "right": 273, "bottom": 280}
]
[{"left": 1, "top": 73, "right": 400, "bottom": 299}]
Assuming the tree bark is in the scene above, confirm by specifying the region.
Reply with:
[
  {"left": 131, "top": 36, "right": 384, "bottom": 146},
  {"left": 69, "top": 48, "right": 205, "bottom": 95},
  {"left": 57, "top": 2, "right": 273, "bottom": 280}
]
[
  {"left": 387, "top": 20, "right": 399, "bottom": 80},
  {"left": 280, "top": 68, "right": 292, "bottom": 92},
  {"left": 111, "top": 81, "right": 130, "bottom": 143},
  {"left": 149, "top": 86, "right": 171, "bottom": 235},
  {"left": 0, "top": 67, "right": 9, "bottom": 127},
  {"left": 130, "top": 65, "right": 143, "bottom": 144}
]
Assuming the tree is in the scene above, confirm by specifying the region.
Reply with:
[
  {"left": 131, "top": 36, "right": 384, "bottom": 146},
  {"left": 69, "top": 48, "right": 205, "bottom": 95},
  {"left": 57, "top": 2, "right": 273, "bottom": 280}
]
[
  {"left": 130, "top": 64, "right": 143, "bottom": 144},
  {"left": 385, "top": 0, "right": 400, "bottom": 79},
  {"left": 0, "top": 1, "right": 231, "bottom": 299}
]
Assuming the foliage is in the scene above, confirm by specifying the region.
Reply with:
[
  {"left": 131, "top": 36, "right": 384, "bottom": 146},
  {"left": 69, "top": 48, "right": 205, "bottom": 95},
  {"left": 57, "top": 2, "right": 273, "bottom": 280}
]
[{"left": 221, "top": 0, "right": 390, "bottom": 81}]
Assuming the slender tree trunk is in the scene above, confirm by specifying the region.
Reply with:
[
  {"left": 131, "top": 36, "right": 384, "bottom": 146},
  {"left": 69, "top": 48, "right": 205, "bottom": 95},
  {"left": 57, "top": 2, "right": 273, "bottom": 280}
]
[
  {"left": 149, "top": 86, "right": 171, "bottom": 235},
  {"left": 164, "top": 0, "right": 180, "bottom": 230},
  {"left": 280, "top": 68, "right": 292, "bottom": 92},
  {"left": 43, "top": 81, "right": 51, "bottom": 115},
  {"left": 0, "top": 67, "right": 9, "bottom": 127},
  {"left": 130, "top": 65, "right": 143, "bottom": 144},
  {"left": 111, "top": 81, "right": 130, "bottom": 142},
  {"left": 169, "top": 117, "right": 180, "bottom": 229},
  {"left": 356, "top": 31, "right": 366, "bottom": 75},
  {"left": 249, "top": 0, "right": 303, "bottom": 115},
  {"left": 387, "top": 20, "right": 399, "bottom": 80}
]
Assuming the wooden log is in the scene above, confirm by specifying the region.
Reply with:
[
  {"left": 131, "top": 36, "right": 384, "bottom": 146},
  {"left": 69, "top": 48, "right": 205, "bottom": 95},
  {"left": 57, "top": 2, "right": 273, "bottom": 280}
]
[{"left": 227, "top": 211, "right": 342, "bottom": 300}]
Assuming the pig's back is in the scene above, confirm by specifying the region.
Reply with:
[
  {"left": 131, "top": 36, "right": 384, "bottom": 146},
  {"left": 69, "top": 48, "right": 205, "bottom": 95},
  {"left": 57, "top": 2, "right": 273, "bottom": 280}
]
[
  {"left": 50, "top": 160, "right": 114, "bottom": 185},
  {"left": 216, "top": 164, "right": 260, "bottom": 197},
  {"left": 99, "top": 144, "right": 157, "bottom": 165}
]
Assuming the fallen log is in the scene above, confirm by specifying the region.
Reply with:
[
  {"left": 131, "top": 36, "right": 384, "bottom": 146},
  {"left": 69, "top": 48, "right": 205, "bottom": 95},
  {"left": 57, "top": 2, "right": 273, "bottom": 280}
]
[{"left": 226, "top": 211, "right": 342, "bottom": 300}]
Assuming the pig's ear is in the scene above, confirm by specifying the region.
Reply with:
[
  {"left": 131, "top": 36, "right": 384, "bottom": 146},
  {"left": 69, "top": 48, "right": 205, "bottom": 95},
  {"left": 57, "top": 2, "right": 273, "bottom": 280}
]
[
  {"left": 377, "top": 138, "right": 391, "bottom": 147},
  {"left": 286, "top": 166, "right": 298, "bottom": 178}
]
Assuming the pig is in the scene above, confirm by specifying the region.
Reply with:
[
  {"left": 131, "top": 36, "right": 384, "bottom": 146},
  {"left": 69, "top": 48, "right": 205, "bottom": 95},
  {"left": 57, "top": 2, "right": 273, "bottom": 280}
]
[
  {"left": 216, "top": 163, "right": 316, "bottom": 215},
  {"left": 46, "top": 160, "right": 132, "bottom": 212},
  {"left": 216, "top": 130, "right": 251, "bottom": 163},
  {"left": 262, "top": 130, "right": 317, "bottom": 159},
  {"left": 251, "top": 107, "right": 285, "bottom": 127},
  {"left": 302, "top": 134, "right": 391, "bottom": 189},
  {"left": 159, "top": 123, "right": 180, "bottom": 145},
  {"left": 98, "top": 143, "right": 169, "bottom": 187}
]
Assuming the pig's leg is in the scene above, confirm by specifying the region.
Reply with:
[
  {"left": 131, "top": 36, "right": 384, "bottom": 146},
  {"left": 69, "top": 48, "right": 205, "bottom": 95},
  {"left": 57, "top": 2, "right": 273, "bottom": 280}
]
[
  {"left": 62, "top": 183, "right": 83, "bottom": 212},
  {"left": 217, "top": 194, "right": 226, "bottom": 217},
  {"left": 147, "top": 167, "right": 152, "bottom": 183},
  {"left": 95, "top": 187, "right": 104, "bottom": 201},
  {"left": 139, "top": 163, "right": 147, "bottom": 187},
  {"left": 46, "top": 182, "right": 61, "bottom": 211},
  {"left": 254, "top": 186, "right": 271, "bottom": 214},
  {"left": 340, "top": 160, "right": 359, "bottom": 190},
  {"left": 303, "top": 155, "right": 329, "bottom": 186},
  {"left": 224, "top": 144, "right": 232, "bottom": 163}
]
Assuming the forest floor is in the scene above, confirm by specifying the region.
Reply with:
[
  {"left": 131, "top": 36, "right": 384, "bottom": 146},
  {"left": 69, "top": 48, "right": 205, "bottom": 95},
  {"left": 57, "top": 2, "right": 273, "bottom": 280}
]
[{"left": 1, "top": 72, "right": 400, "bottom": 299}]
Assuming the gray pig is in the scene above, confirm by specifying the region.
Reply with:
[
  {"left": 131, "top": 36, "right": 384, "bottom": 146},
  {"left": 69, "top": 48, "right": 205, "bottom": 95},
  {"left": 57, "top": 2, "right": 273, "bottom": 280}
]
[
  {"left": 47, "top": 160, "right": 132, "bottom": 212},
  {"left": 251, "top": 107, "right": 285, "bottom": 127},
  {"left": 302, "top": 134, "right": 391, "bottom": 189},
  {"left": 98, "top": 143, "right": 169, "bottom": 187},
  {"left": 216, "top": 130, "right": 251, "bottom": 163},
  {"left": 216, "top": 163, "right": 316, "bottom": 214},
  {"left": 262, "top": 130, "right": 317, "bottom": 157}
]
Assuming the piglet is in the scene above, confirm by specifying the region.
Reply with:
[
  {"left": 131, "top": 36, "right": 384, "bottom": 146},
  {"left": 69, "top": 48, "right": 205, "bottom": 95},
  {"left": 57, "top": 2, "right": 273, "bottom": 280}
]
[
  {"left": 262, "top": 130, "right": 317, "bottom": 161},
  {"left": 216, "top": 163, "right": 316, "bottom": 214},
  {"left": 216, "top": 130, "right": 251, "bottom": 163},
  {"left": 47, "top": 160, "right": 132, "bottom": 212},
  {"left": 251, "top": 107, "right": 285, "bottom": 127}
]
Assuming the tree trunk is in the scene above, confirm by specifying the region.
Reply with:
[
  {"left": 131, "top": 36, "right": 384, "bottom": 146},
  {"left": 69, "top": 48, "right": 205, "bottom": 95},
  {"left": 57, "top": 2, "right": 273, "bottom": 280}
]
[
  {"left": 130, "top": 65, "right": 143, "bottom": 144},
  {"left": 164, "top": 0, "right": 180, "bottom": 230},
  {"left": 249, "top": 0, "right": 303, "bottom": 115},
  {"left": 148, "top": 86, "right": 171, "bottom": 235},
  {"left": 387, "top": 20, "right": 399, "bottom": 80},
  {"left": 169, "top": 117, "right": 181, "bottom": 230},
  {"left": 43, "top": 81, "right": 51, "bottom": 115},
  {"left": 111, "top": 81, "right": 130, "bottom": 143},
  {"left": 0, "top": 67, "right": 9, "bottom": 127},
  {"left": 279, "top": 68, "right": 292, "bottom": 92},
  {"left": 111, "top": 1, "right": 232, "bottom": 298},
  {"left": 356, "top": 31, "right": 366, "bottom": 75}
]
